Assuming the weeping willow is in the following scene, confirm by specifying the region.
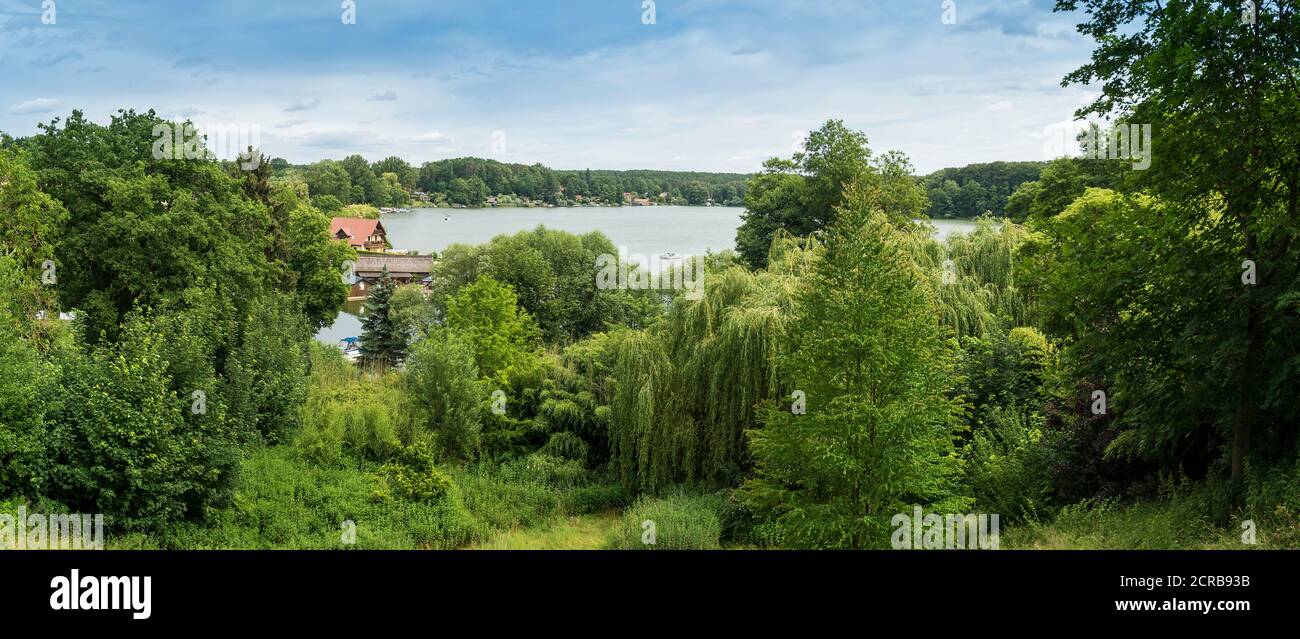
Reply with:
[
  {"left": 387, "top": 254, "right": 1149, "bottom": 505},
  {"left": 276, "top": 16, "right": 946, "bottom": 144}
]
[
  {"left": 923, "top": 216, "right": 1035, "bottom": 338},
  {"left": 608, "top": 330, "right": 693, "bottom": 492},
  {"left": 606, "top": 237, "right": 815, "bottom": 493}
]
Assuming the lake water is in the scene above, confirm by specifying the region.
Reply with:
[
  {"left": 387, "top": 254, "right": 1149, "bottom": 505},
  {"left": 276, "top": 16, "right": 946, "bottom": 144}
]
[
  {"left": 381, "top": 205, "right": 745, "bottom": 257},
  {"left": 315, "top": 207, "right": 977, "bottom": 344}
]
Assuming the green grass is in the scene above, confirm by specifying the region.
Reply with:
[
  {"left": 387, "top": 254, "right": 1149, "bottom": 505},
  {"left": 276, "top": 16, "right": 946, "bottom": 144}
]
[
  {"left": 469, "top": 511, "right": 621, "bottom": 550},
  {"left": 105, "top": 446, "right": 632, "bottom": 550},
  {"left": 1001, "top": 495, "right": 1260, "bottom": 550}
]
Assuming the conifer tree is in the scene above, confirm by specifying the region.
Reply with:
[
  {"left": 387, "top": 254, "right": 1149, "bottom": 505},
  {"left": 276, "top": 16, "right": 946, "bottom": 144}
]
[
  {"left": 359, "top": 267, "right": 407, "bottom": 368},
  {"left": 741, "top": 184, "right": 966, "bottom": 549}
]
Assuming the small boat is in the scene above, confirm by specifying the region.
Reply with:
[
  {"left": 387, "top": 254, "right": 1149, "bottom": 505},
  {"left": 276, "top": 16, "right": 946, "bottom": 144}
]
[
  {"left": 338, "top": 337, "right": 362, "bottom": 361},
  {"left": 660, "top": 252, "right": 682, "bottom": 260}
]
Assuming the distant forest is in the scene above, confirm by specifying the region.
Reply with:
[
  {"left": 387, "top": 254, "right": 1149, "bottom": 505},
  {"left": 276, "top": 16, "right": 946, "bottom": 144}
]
[
  {"left": 921, "top": 161, "right": 1046, "bottom": 219},
  {"left": 267, "top": 152, "right": 1044, "bottom": 218},
  {"left": 269, "top": 155, "right": 752, "bottom": 209}
]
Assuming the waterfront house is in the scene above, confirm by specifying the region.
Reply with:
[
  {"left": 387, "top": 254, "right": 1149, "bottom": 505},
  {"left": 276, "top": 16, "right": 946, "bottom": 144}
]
[
  {"left": 330, "top": 217, "right": 388, "bottom": 251},
  {"left": 347, "top": 254, "right": 435, "bottom": 300}
]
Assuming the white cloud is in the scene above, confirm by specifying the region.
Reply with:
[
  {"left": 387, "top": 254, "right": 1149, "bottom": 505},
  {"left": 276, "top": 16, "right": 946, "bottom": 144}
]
[
  {"left": 8, "top": 98, "right": 61, "bottom": 115},
  {"left": 284, "top": 98, "right": 321, "bottom": 112}
]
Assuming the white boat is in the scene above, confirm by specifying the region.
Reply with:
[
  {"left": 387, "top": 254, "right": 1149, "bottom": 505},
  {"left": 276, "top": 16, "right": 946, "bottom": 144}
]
[{"left": 338, "top": 337, "right": 362, "bottom": 362}]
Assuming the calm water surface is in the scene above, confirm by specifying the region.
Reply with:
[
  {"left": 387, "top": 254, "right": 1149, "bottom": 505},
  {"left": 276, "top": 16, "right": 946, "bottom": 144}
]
[{"left": 316, "top": 207, "right": 977, "bottom": 343}]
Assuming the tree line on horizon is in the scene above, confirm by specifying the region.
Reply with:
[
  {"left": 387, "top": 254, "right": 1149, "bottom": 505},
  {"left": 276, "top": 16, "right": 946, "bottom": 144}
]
[{"left": 249, "top": 147, "right": 1046, "bottom": 218}]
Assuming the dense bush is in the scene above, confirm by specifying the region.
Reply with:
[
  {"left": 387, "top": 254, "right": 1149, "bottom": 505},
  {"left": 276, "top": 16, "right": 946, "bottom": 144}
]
[
  {"left": 539, "top": 431, "right": 589, "bottom": 465},
  {"left": 374, "top": 443, "right": 456, "bottom": 503},
  {"left": 224, "top": 295, "right": 311, "bottom": 444},
  {"left": 1245, "top": 458, "right": 1300, "bottom": 548},
  {"left": 564, "top": 483, "right": 633, "bottom": 515},
  {"left": 45, "top": 316, "right": 241, "bottom": 531},
  {"left": 964, "top": 404, "right": 1052, "bottom": 523},
  {"left": 112, "top": 447, "right": 484, "bottom": 550},
  {"left": 404, "top": 329, "right": 484, "bottom": 460}
]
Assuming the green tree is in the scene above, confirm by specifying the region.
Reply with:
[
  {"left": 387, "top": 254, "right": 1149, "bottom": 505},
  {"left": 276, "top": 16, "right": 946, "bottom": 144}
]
[
  {"left": 372, "top": 156, "right": 417, "bottom": 190},
  {"left": 741, "top": 187, "right": 965, "bottom": 549},
  {"left": 682, "top": 181, "right": 711, "bottom": 205},
  {"left": 359, "top": 267, "right": 407, "bottom": 368},
  {"left": 445, "top": 275, "right": 540, "bottom": 382},
  {"left": 341, "top": 154, "right": 380, "bottom": 203},
  {"left": 736, "top": 120, "right": 927, "bottom": 268},
  {"left": 1056, "top": 0, "right": 1300, "bottom": 482},
  {"left": 305, "top": 159, "right": 352, "bottom": 201}
]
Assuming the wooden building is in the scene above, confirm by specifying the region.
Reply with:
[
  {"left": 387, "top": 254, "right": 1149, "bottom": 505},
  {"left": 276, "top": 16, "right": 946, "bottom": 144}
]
[
  {"left": 330, "top": 217, "right": 388, "bottom": 251},
  {"left": 346, "top": 254, "right": 434, "bottom": 301}
]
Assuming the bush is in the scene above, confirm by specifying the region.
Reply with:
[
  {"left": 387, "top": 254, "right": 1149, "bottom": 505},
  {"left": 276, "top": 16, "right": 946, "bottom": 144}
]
[
  {"left": 296, "top": 345, "right": 414, "bottom": 466},
  {"left": 0, "top": 293, "right": 56, "bottom": 498},
  {"left": 452, "top": 466, "right": 565, "bottom": 531},
  {"left": 493, "top": 453, "right": 587, "bottom": 489},
  {"left": 965, "top": 404, "right": 1052, "bottom": 523},
  {"left": 539, "top": 431, "right": 589, "bottom": 465},
  {"left": 405, "top": 330, "right": 484, "bottom": 460},
  {"left": 45, "top": 315, "right": 240, "bottom": 531},
  {"left": 609, "top": 492, "right": 723, "bottom": 550},
  {"left": 223, "top": 296, "right": 310, "bottom": 444},
  {"left": 374, "top": 443, "right": 455, "bottom": 503},
  {"left": 1245, "top": 458, "right": 1300, "bottom": 548},
  {"left": 565, "top": 483, "right": 632, "bottom": 515},
  {"left": 114, "top": 447, "right": 485, "bottom": 549}
]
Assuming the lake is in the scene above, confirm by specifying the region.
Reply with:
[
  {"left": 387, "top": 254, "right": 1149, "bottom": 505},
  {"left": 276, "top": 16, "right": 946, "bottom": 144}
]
[{"left": 315, "top": 207, "right": 978, "bottom": 344}]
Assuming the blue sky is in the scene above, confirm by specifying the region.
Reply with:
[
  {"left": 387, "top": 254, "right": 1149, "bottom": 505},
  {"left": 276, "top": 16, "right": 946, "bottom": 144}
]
[{"left": 0, "top": 0, "right": 1100, "bottom": 173}]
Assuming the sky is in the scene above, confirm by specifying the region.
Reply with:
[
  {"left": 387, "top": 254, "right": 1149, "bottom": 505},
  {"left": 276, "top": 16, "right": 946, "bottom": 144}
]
[{"left": 0, "top": 0, "right": 1102, "bottom": 174}]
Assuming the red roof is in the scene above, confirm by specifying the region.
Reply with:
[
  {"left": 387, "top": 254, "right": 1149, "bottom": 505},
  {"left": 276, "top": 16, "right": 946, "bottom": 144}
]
[{"left": 329, "top": 217, "right": 384, "bottom": 248}]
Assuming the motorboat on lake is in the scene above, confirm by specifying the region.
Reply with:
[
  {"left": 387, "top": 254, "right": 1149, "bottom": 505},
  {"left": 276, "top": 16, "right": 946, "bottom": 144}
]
[{"left": 338, "top": 337, "right": 362, "bottom": 361}]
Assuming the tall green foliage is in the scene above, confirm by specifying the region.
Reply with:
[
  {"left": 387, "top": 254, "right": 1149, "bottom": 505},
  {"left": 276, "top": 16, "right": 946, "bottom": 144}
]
[
  {"left": 45, "top": 314, "right": 240, "bottom": 530},
  {"left": 405, "top": 330, "right": 485, "bottom": 460},
  {"left": 741, "top": 189, "right": 965, "bottom": 549},
  {"left": 445, "top": 275, "right": 541, "bottom": 382},
  {"left": 224, "top": 296, "right": 310, "bottom": 444},
  {"left": 1057, "top": 0, "right": 1300, "bottom": 482},
  {"left": 736, "top": 120, "right": 929, "bottom": 269}
]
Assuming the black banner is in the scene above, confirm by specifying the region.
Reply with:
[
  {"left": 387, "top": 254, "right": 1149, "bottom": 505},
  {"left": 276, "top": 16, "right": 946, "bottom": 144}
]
[{"left": 1, "top": 550, "right": 1289, "bottom": 627}]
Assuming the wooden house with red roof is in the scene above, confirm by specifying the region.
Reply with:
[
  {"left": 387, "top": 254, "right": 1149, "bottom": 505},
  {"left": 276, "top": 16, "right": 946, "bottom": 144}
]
[{"left": 329, "top": 217, "right": 388, "bottom": 251}]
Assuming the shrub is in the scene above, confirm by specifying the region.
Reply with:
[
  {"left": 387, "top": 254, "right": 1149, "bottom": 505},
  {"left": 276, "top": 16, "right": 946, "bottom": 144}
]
[
  {"left": 565, "top": 483, "right": 632, "bottom": 515},
  {"left": 539, "top": 431, "right": 589, "bottom": 465},
  {"left": 405, "top": 330, "right": 484, "bottom": 460},
  {"left": 0, "top": 282, "right": 56, "bottom": 497},
  {"left": 965, "top": 404, "right": 1052, "bottom": 523},
  {"left": 374, "top": 443, "right": 455, "bottom": 503},
  {"left": 609, "top": 492, "right": 723, "bottom": 550},
  {"left": 493, "top": 453, "right": 587, "bottom": 489},
  {"left": 1245, "top": 458, "right": 1300, "bottom": 548},
  {"left": 116, "top": 447, "right": 485, "bottom": 549},
  {"left": 297, "top": 345, "right": 414, "bottom": 466},
  {"left": 452, "top": 467, "right": 565, "bottom": 531},
  {"left": 45, "top": 315, "right": 239, "bottom": 531},
  {"left": 224, "top": 296, "right": 310, "bottom": 444}
]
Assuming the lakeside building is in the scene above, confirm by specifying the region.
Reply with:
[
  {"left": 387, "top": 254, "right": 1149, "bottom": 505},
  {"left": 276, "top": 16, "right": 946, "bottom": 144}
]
[{"left": 330, "top": 217, "right": 388, "bottom": 251}]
